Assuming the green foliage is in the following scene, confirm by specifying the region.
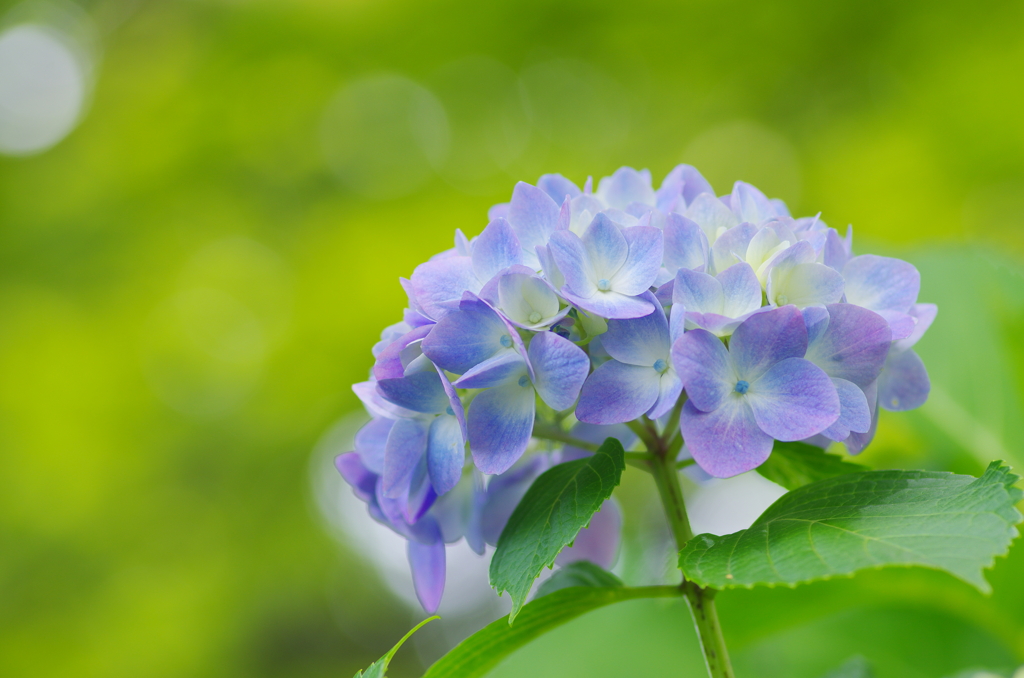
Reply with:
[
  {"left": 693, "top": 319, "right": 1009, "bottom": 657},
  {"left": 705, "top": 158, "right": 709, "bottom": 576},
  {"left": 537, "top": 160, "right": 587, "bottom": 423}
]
[
  {"left": 352, "top": 616, "right": 437, "bottom": 678},
  {"left": 490, "top": 438, "right": 625, "bottom": 622},
  {"left": 680, "top": 462, "right": 1023, "bottom": 592},
  {"left": 758, "top": 441, "right": 868, "bottom": 491},
  {"left": 820, "top": 656, "right": 875, "bottom": 678},
  {"left": 535, "top": 560, "right": 623, "bottom": 598},
  {"left": 422, "top": 586, "right": 680, "bottom": 678}
]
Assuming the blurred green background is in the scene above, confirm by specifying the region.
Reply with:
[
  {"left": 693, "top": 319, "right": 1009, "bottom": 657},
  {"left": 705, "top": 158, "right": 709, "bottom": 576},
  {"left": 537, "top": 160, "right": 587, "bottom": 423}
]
[{"left": 1, "top": 0, "right": 1023, "bottom": 676}]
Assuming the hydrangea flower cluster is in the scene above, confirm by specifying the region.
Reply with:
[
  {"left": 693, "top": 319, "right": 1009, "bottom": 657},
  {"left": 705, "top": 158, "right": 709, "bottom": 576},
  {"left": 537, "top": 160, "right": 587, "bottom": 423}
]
[{"left": 337, "top": 165, "right": 936, "bottom": 612}]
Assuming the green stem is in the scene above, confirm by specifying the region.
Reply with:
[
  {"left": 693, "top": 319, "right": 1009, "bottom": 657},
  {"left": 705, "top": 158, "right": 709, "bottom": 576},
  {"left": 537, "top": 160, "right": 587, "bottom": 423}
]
[
  {"left": 531, "top": 424, "right": 599, "bottom": 452},
  {"left": 647, "top": 431, "right": 735, "bottom": 678}
]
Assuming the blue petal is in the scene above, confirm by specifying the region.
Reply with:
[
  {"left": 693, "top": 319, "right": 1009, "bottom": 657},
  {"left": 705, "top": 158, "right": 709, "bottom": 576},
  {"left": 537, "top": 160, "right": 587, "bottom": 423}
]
[
  {"left": 481, "top": 455, "right": 550, "bottom": 545},
  {"left": 878, "top": 348, "right": 930, "bottom": 411},
  {"left": 453, "top": 350, "right": 527, "bottom": 389},
  {"left": 843, "top": 380, "right": 879, "bottom": 454},
  {"left": 467, "top": 381, "right": 536, "bottom": 475},
  {"left": 684, "top": 193, "right": 739, "bottom": 243},
  {"left": 819, "top": 377, "right": 871, "bottom": 441},
  {"left": 407, "top": 518, "right": 445, "bottom": 613},
  {"left": 428, "top": 414, "right": 465, "bottom": 496},
  {"left": 663, "top": 213, "right": 709, "bottom": 275},
  {"left": 471, "top": 217, "right": 522, "bottom": 283},
  {"left": 603, "top": 294, "right": 670, "bottom": 367},
  {"left": 377, "top": 370, "right": 450, "bottom": 414},
  {"left": 894, "top": 302, "right": 937, "bottom": 352},
  {"left": 596, "top": 167, "right": 656, "bottom": 209},
  {"left": 382, "top": 418, "right": 429, "bottom": 499},
  {"left": 548, "top": 230, "right": 597, "bottom": 298},
  {"left": 336, "top": 452, "right": 378, "bottom": 502},
  {"left": 508, "top": 181, "right": 560, "bottom": 264},
  {"left": 843, "top": 255, "right": 920, "bottom": 314},
  {"left": 649, "top": 371, "right": 683, "bottom": 420},
  {"left": 421, "top": 296, "right": 509, "bottom": 373},
  {"left": 373, "top": 324, "right": 433, "bottom": 380},
  {"left": 561, "top": 287, "right": 656, "bottom": 320},
  {"left": 528, "top": 331, "right": 591, "bottom": 411},
  {"left": 410, "top": 256, "right": 481, "bottom": 320},
  {"left": 612, "top": 226, "right": 663, "bottom": 296},
  {"left": 576, "top": 360, "right": 661, "bottom": 425},
  {"left": 583, "top": 213, "right": 629, "bottom": 281},
  {"left": 354, "top": 417, "right": 393, "bottom": 474},
  {"left": 537, "top": 173, "right": 582, "bottom": 203},
  {"left": 731, "top": 181, "right": 777, "bottom": 224}
]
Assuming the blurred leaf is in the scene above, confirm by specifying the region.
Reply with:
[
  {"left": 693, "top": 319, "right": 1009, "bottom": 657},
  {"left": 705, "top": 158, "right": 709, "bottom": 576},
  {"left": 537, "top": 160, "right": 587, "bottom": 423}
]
[
  {"left": 535, "top": 561, "right": 623, "bottom": 598},
  {"left": 422, "top": 585, "right": 680, "bottom": 678},
  {"left": 680, "top": 462, "right": 1023, "bottom": 591},
  {"left": 490, "top": 438, "right": 625, "bottom": 622},
  {"left": 820, "top": 656, "right": 875, "bottom": 678},
  {"left": 758, "top": 441, "right": 868, "bottom": 491},
  {"left": 353, "top": 616, "right": 438, "bottom": 678}
]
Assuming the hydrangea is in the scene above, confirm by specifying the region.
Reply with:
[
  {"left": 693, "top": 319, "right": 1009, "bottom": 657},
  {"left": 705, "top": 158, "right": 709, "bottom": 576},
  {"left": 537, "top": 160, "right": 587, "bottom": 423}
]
[{"left": 336, "top": 165, "right": 936, "bottom": 611}]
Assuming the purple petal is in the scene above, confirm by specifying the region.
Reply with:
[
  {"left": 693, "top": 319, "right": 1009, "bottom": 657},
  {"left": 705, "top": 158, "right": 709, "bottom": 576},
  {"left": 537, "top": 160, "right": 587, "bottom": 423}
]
[
  {"left": 508, "top": 181, "right": 560, "bottom": 258},
  {"left": 730, "top": 305, "right": 809, "bottom": 381},
  {"left": 603, "top": 295, "right": 670, "bottom": 366},
  {"left": 560, "top": 287, "right": 656, "bottom": 319},
  {"left": 536, "top": 244, "right": 565, "bottom": 290},
  {"left": 481, "top": 455, "right": 550, "bottom": 545},
  {"left": 805, "top": 303, "right": 891, "bottom": 387},
  {"left": 373, "top": 324, "right": 434, "bottom": 380},
  {"left": 843, "top": 255, "right": 920, "bottom": 314},
  {"left": 823, "top": 228, "right": 851, "bottom": 271},
  {"left": 454, "top": 350, "right": 527, "bottom": 389},
  {"left": 878, "top": 348, "right": 930, "bottom": 411},
  {"left": 747, "top": 357, "right": 840, "bottom": 440},
  {"left": 612, "top": 226, "right": 664, "bottom": 295},
  {"left": 663, "top": 213, "right": 709, "bottom": 274},
  {"left": 576, "top": 360, "right": 661, "bottom": 425},
  {"left": 877, "top": 310, "right": 916, "bottom": 341},
  {"left": 556, "top": 499, "right": 622, "bottom": 569},
  {"left": 819, "top": 377, "right": 871, "bottom": 441},
  {"left": 382, "top": 418, "right": 429, "bottom": 498},
  {"left": 427, "top": 414, "right": 465, "bottom": 496},
  {"left": 680, "top": 398, "right": 773, "bottom": 478},
  {"left": 336, "top": 452, "right": 377, "bottom": 502},
  {"left": 353, "top": 380, "right": 416, "bottom": 419},
  {"left": 658, "top": 164, "right": 714, "bottom": 208},
  {"left": 731, "top": 181, "right": 777, "bottom": 224},
  {"left": 471, "top": 218, "right": 522, "bottom": 283},
  {"left": 467, "top": 382, "right": 535, "bottom": 475},
  {"left": 673, "top": 267, "right": 721, "bottom": 319},
  {"left": 596, "top": 167, "right": 656, "bottom": 209},
  {"left": 717, "top": 263, "right": 763, "bottom": 318},
  {"left": 671, "top": 328, "right": 733, "bottom": 412},
  {"left": 354, "top": 417, "right": 394, "bottom": 474},
  {"left": 410, "top": 257, "right": 481, "bottom": 320},
  {"left": 549, "top": 230, "right": 597, "bottom": 297},
  {"left": 377, "top": 370, "right": 449, "bottom": 414},
  {"left": 528, "top": 331, "right": 591, "bottom": 411},
  {"left": 650, "top": 372, "right": 683, "bottom": 420},
  {"left": 421, "top": 296, "right": 509, "bottom": 373},
  {"left": 894, "top": 303, "right": 937, "bottom": 352},
  {"left": 843, "top": 380, "right": 879, "bottom": 455},
  {"left": 537, "top": 173, "right": 581, "bottom": 203},
  {"left": 583, "top": 213, "right": 629, "bottom": 280},
  {"left": 407, "top": 521, "right": 445, "bottom": 613},
  {"left": 435, "top": 364, "right": 467, "bottom": 439},
  {"left": 709, "top": 222, "right": 757, "bottom": 274}
]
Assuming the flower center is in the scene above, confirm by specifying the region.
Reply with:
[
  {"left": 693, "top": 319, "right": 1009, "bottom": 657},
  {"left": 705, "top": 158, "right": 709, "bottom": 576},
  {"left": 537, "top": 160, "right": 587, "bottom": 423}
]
[
  {"left": 776, "top": 294, "right": 789, "bottom": 306},
  {"left": 734, "top": 380, "right": 750, "bottom": 394},
  {"left": 528, "top": 311, "right": 542, "bottom": 324},
  {"left": 518, "top": 375, "right": 530, "bottom": 387},
  {"left": 653, "top": 358, "right": 667, "bottom": 373},
  {"left": 597, "top": 278, "right": 611, "bottom": 291},
  {"left": 445, "top": 405, "right": 454, "bottom": 416},
  {"left": 499, "top": 334, "right": 513, "bottom": 348}
]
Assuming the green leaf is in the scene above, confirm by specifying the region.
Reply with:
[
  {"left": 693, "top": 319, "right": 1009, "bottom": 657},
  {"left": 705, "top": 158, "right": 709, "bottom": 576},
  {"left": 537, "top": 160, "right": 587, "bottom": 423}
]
[
  {"left": 353, "top": 616, "right": 438, "bottom": 678},
  {"left": 421, "top": 585, "right": 680, "bottom": 678},
  {"left": 757, "top": 440, "right": 868, "bottom": 491},
  {"left": 821, "top": 655, "right": 875, "bottom": 678},
  {"left": 490, "top": 437, "right": 625, "bottom": 622},
  {"left": 534, "top": 560, "right": 623, "bottom": 598},
  {"left": 680, "top": 461, "right": 1023, "bottom": 592}
]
